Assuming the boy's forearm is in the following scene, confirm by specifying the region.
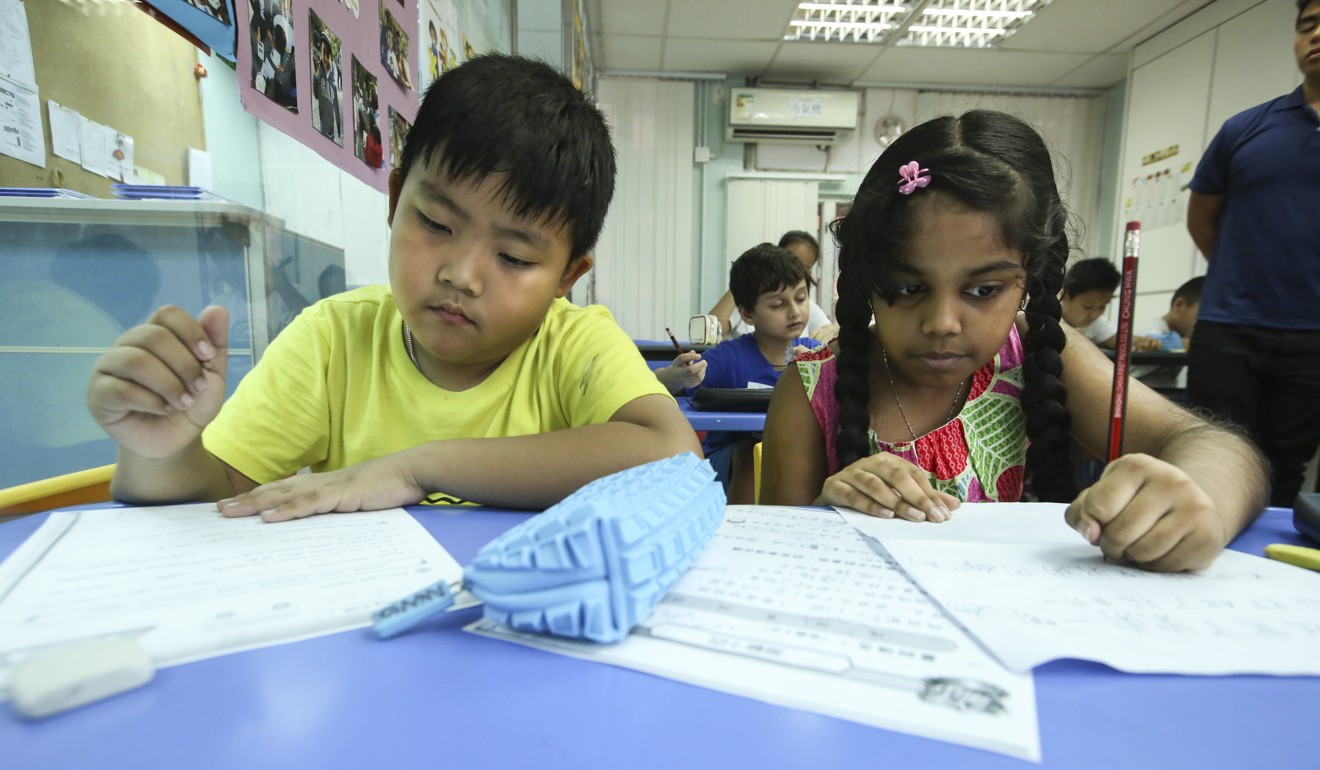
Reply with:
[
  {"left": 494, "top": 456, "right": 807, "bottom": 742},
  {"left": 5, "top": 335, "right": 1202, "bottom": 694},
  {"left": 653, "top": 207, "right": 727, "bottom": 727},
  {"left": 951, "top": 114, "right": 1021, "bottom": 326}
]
[
  {"left": 1155, "top": 423, "right": 1269, "bottom": 539},
  {"left": 110, "top": 440, "right": 238, "bottom": 505},
  {"left": 397, "top": 420, "right": 702, "bottom": 509}
]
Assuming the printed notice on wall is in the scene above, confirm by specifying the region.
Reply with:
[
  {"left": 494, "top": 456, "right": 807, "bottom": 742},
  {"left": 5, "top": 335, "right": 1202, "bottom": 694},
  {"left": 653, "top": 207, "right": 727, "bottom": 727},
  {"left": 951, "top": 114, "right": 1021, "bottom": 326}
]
[{"left": 0, "top": 72, "right": 42, "bottom": 168}]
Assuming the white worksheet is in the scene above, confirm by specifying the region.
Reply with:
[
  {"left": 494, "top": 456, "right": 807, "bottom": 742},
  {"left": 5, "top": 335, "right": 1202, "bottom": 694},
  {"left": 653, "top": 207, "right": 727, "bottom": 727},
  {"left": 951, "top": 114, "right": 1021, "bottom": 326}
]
[
  {"left": 470, "top": 505, "right": 1039, "bottom": 761},
  {"left": 842, "top": 503, "right": 1320, "bottom": 675},
  {"left": 0, "top": 505, "right": 465, "bottom": 692}
]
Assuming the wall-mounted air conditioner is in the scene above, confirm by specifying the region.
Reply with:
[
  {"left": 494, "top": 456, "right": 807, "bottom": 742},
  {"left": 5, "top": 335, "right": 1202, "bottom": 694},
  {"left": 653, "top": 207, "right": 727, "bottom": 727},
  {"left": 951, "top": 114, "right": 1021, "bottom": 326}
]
[{"left": 726, "top": 88, "right": 860, "bottom": 145}]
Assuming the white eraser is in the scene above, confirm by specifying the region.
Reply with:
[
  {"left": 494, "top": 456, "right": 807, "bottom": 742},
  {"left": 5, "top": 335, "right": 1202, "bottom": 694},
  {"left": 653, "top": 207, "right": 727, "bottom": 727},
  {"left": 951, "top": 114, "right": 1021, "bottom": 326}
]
[{"left": 10, "top": 638, "right": 154, "bottom": 719}]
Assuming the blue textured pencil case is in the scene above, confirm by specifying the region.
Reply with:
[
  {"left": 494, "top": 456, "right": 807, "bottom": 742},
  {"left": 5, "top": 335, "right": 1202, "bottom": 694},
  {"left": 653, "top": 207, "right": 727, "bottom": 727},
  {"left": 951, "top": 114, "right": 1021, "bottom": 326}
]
[{"left": 373, "top": 452, "right": 725, "bottom": 643}]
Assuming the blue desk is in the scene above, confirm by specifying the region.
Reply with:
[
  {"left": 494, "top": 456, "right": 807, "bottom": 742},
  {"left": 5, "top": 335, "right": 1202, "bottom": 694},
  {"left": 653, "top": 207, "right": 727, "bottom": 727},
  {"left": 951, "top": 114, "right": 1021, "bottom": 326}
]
[
  {"left": 677, "top": 396, "right": 767, "bottom": 432},
  {"left": 1, "top": 506, "right": 1316, "bottom": 769}
]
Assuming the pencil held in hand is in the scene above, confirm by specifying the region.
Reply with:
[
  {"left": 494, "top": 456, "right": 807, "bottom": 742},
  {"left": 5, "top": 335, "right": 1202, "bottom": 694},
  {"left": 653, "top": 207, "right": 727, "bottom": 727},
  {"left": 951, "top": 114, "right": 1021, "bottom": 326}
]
[{"left": 665, "top": 326, "right": 686, "bottom": 356}]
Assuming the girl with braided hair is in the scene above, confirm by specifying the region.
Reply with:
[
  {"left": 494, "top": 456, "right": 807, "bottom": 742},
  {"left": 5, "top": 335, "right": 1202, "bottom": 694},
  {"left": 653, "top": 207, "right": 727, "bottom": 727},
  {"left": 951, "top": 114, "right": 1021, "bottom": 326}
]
[{"left": 761, "top": 110, "right": 1266, "bottom": 573}]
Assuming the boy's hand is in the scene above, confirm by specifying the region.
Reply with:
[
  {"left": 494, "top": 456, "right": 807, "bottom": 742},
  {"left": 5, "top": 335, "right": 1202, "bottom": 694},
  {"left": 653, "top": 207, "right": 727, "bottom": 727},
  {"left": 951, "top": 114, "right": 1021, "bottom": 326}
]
[
  {"left": 217, "top": 453, "right": 428, "bottom": 522},
  {"left": 1064, "top": 453, "right": 1229, "bottom": 572},
  {"left": 655, "top": 352, "right": 706, "bottom": 393},
  {"left": 1132, "top": 335, "right": 1163, "bottom": 352},
  {"left": 819, "top": 453, "right": 960, "bottom": 523},
  {"left": 88, "top": 305, "right": 229, "bottom": 459}
]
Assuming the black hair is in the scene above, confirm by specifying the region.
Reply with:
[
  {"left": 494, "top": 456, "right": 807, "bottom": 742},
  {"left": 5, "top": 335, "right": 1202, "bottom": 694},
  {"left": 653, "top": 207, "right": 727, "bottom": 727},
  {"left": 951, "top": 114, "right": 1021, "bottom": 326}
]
[
  {"left": 1300, "top": 0, "right": 1317, "bottom": 24},
  {"left": 830, "top": 109, "right": 1076, "bottom": 503},
  {"left": 1172, "top": 275, "right": 1205, "bottom": 306},
  {"left": 399, "top": 54, "right": 616, "bottom": 261},
  {"left": 1062, "top": 257, "right": 1120, "bottom": 297},
  {"left": 777, "top": 230, "right": 819, "bottom": 258},
  {"left": 729, "top": 243, "right": 810, "bottom": 312}
]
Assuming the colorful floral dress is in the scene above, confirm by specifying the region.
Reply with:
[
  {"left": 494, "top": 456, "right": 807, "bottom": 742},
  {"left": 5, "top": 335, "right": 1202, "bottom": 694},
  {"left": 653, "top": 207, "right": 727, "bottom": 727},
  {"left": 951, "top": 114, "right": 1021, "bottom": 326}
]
[{"left": 796, "top": 326, "right": 1027, "bottom": 502}]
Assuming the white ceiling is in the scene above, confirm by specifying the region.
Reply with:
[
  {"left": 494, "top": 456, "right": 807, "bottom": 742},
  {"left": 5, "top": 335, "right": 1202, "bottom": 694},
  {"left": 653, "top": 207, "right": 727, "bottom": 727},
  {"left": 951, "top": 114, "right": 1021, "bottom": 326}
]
[{"left": 589, "top": 0, "right": 1218, "bottom": 91}]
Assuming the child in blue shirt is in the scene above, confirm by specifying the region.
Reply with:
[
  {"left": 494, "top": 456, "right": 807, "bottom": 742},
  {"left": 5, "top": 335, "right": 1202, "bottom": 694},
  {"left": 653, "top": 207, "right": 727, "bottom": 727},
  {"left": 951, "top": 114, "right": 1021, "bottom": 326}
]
[{"left": 657, "top": 243, "right": 816, "bottom": 502}]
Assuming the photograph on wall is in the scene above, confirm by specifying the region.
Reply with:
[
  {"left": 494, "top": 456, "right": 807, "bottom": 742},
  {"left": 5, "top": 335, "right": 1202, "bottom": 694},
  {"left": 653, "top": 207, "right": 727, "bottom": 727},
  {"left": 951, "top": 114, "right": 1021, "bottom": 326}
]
[
  {"left": 418, "top": 0, "right": 510, "bottom": 93},
  {"left": 309, "top": 11, "right": 343, "bottom": 146},
  {"left": 140, "top": 0, "right": 238, "bottom": 60},
  {"left": 388, "top": 107, "right": 411, "bottom": 171},
  {"left": 185, "top": 0, "right": 231, "bottom": 25},
  {"left": 352, "top": 56, "right": 383, "bottom": 169},
  {"left": 379, "top": 2, "right": 413, "bottom": 89},
  {"left": 249, "top": 0, "right": 297, "bottom": 112},
  {"left": 419, "top": 0, "right": 457, "bottom": 92}
]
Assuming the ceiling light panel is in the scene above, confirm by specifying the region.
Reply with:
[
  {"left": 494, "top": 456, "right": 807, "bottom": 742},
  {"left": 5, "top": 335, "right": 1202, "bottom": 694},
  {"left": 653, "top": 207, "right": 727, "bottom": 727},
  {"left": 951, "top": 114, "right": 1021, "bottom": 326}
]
[{"left": 785, "top": 0, "right": 1052, "bottom": 48}]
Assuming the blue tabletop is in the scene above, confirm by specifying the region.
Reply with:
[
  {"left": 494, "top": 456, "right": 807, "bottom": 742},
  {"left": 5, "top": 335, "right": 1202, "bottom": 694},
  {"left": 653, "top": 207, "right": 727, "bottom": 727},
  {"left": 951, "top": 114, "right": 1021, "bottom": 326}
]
[
  {"left": 1, "top": 505, "right": 1316, "bottom": 769},
  {"left": 677, "top": 396, "right": 767, "bottom": 432}
]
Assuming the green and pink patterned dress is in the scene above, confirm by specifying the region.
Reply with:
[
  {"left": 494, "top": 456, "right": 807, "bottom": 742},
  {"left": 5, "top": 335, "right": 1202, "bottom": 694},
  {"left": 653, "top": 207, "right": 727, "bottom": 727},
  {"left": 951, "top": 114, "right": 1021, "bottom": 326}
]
[{"left": 796, "top": 326, "right": 1027, "bottom": 502}]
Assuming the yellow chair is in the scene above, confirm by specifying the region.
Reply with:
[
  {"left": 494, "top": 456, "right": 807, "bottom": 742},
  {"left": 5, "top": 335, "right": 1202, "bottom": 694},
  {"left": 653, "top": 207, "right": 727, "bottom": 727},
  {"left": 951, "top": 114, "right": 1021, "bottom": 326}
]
[
  {"left": 0, "top": 464, "right": 115, "bottom": 518},
  {"left": 752, "top": 442, "right": 762, "bottom": 504}
]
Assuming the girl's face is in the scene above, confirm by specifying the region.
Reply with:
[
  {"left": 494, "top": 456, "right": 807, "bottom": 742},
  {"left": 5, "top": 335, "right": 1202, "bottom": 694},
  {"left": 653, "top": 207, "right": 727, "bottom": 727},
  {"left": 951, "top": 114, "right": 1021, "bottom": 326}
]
[
  {"left": 871, "top": 197, "right": 1027, "bottom": 391},
  {"left": 783, "top": 240, "right": 818, "bottom": 272}
]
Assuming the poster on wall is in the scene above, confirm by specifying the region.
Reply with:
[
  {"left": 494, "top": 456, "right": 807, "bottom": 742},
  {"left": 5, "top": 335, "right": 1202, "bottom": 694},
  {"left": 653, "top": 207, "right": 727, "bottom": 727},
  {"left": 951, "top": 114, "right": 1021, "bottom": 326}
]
[
  {"left": 237, "top": 0, "right": 419, "bottom": 193},
  {"left": 1122, "top": 144, "right": 1193, "bottom": 232},
  {"left": 142, "top": 0, "right": 238, "bottom": 61},
  {"left": 416, "top": 0, "right": 510, "bottom": 95}
]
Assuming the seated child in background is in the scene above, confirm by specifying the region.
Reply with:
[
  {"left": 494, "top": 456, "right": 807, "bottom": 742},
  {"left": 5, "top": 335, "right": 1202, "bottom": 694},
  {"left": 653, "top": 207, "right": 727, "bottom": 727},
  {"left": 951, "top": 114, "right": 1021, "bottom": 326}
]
[
  {"left": 1133, "top": 276, "right": 1203, "bottom": 392},
  {"left": 657, "top": 243, "right": 818, "bottom": 503},
  {"left": 1060, "top": 257, "right": 1161, "bottom": 351},
  {"left": 86, "top": 54, "right": 699, "bottom": 519},
  {"left": 707, "top": 231, "right": 838, "bottom": 343},
  {"left": 760, "top": 109, "right": 1267, "bottom": 573}
]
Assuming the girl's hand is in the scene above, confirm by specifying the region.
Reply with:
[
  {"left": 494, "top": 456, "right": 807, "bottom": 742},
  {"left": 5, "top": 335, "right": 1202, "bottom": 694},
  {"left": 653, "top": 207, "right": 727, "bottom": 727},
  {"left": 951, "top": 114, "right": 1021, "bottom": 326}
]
[
  {"left": 217, "top": 452, "right": 428, "bottom": 523},
  {"left": 810, "top": 323, "right": 840, "bottom": 343},
  {"left": 819, "top": 453, "right": 960, "bottom": 522},
  {"left": 1064, "top": 453, "right": 1230, "bottom": 572}
]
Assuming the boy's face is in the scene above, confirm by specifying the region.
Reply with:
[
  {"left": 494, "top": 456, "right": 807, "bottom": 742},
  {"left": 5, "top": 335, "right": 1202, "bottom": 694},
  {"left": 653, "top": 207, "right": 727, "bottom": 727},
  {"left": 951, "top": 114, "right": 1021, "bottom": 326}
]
[
  {"left": 741, "top": 279, "right": 810, "bottom": 344},
  {"left": 1168, "top": 298, "right": 1200, "bottom": 338},
  {"left": 387, "top": 165, "right": 590, "bottom": 388},
  {"left": 1060, "top": 289, "right": 1112, "bottom": 329}
]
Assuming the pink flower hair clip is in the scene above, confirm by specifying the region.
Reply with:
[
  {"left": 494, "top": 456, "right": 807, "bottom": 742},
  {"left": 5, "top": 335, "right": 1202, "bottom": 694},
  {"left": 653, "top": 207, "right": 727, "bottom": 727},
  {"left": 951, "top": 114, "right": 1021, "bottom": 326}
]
[{"left": 897, "top": 161, "right": 931, "bottom": 195}]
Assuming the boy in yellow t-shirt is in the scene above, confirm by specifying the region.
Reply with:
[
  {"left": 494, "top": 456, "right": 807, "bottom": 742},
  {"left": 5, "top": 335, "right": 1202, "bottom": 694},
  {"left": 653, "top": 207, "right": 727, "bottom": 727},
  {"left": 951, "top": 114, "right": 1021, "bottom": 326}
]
[{"left": 86, "top": 54, "right": 699, "bottom": 518}]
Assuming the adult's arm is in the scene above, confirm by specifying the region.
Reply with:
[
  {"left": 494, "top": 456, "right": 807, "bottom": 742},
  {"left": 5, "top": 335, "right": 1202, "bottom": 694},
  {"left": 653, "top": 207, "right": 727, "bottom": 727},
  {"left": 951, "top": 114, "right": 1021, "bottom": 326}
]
[{"left": 1186, "top": 191, "right": 1225, "bottom": 261}]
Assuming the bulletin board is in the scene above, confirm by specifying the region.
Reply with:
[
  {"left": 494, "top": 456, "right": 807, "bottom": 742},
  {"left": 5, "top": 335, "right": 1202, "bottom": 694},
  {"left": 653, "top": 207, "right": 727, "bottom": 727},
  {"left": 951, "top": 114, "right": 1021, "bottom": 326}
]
[{"left": 0, "top": 1, "right": 206, "bottom": 197}]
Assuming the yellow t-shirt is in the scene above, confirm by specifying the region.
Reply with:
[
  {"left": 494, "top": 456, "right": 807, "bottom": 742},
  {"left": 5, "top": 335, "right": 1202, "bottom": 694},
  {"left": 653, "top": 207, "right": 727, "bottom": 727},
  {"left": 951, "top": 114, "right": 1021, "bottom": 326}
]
[{"left": 203, "top": 285, "right": 668, "bottom": 503}]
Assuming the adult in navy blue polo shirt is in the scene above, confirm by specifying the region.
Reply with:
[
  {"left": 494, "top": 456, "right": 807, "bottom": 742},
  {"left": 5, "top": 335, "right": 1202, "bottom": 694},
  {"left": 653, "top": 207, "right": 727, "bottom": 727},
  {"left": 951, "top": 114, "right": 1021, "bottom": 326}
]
[{"left": 1185, "top": 0, "right": 1320, "bottom": 506}]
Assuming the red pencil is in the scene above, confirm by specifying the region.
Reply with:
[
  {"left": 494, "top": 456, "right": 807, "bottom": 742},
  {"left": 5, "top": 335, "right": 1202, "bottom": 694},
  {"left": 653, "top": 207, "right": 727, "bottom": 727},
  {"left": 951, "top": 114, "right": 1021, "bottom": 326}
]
[
  {"left": 664, "top": 326, "right": 686, "bottom": 355},
  {"left": 1107, "top": 221, "right": 1140, "bottom": 462}
]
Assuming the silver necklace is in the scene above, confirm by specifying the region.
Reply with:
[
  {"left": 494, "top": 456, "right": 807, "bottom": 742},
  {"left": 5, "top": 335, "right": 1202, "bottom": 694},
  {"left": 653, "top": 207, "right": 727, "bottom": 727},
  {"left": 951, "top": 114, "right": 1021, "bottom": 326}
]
[
  {"left": 879, "top": 347, "right": 965, "bottom": 464},
  {"left": 404, "top": 323, "right": 423, "bottom": 373}
]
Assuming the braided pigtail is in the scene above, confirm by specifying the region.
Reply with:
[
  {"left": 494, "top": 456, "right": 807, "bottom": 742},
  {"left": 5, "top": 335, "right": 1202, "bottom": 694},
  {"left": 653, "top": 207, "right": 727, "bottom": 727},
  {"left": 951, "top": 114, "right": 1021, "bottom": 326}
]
[
  {"left": 1019, "top": 216, "right": 1075, "bottom": 502},
  {"left": 832, "top": 248, "right": 876, "bottom": 469}
]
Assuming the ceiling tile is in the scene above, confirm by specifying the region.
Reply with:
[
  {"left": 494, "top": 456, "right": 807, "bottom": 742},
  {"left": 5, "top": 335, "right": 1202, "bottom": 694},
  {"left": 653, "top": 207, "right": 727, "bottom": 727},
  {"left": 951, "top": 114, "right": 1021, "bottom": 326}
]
[
  {"left": 665, "top": 0, "right": 800, "bottom": 40},
  {"left": 599, "top": 0, "right": 670, "bottom": 37},
  {"left": 1049, "top": 54, "right": 1130, "bottom": 89},
  {"left": 1004, "top": 0, "right": 1199, "bottom": 53},
  {"left": 859, "top": 48, "right": 1095, "bottom": 89},
  {"left": 602, "top": 34, "right": 665, "bottom": 71},
  {"left": 763, "top": 40, "right": 882, "bottom": 84},
  {"left": 662, "top": 38, "right": 784, "bottom": 74}
]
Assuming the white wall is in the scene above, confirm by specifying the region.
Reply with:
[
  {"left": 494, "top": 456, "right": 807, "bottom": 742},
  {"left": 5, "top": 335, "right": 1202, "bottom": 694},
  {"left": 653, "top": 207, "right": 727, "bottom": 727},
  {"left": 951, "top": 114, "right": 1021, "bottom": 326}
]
[
  {"left": 592, "top": 77, "right": 696, "bottom": 340},
  {"left": 199, "top": 51, "right": 391, "bottom": 288},
  {"left": 1116, "top": 0, "right": 1302, "bottom": 324}
]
